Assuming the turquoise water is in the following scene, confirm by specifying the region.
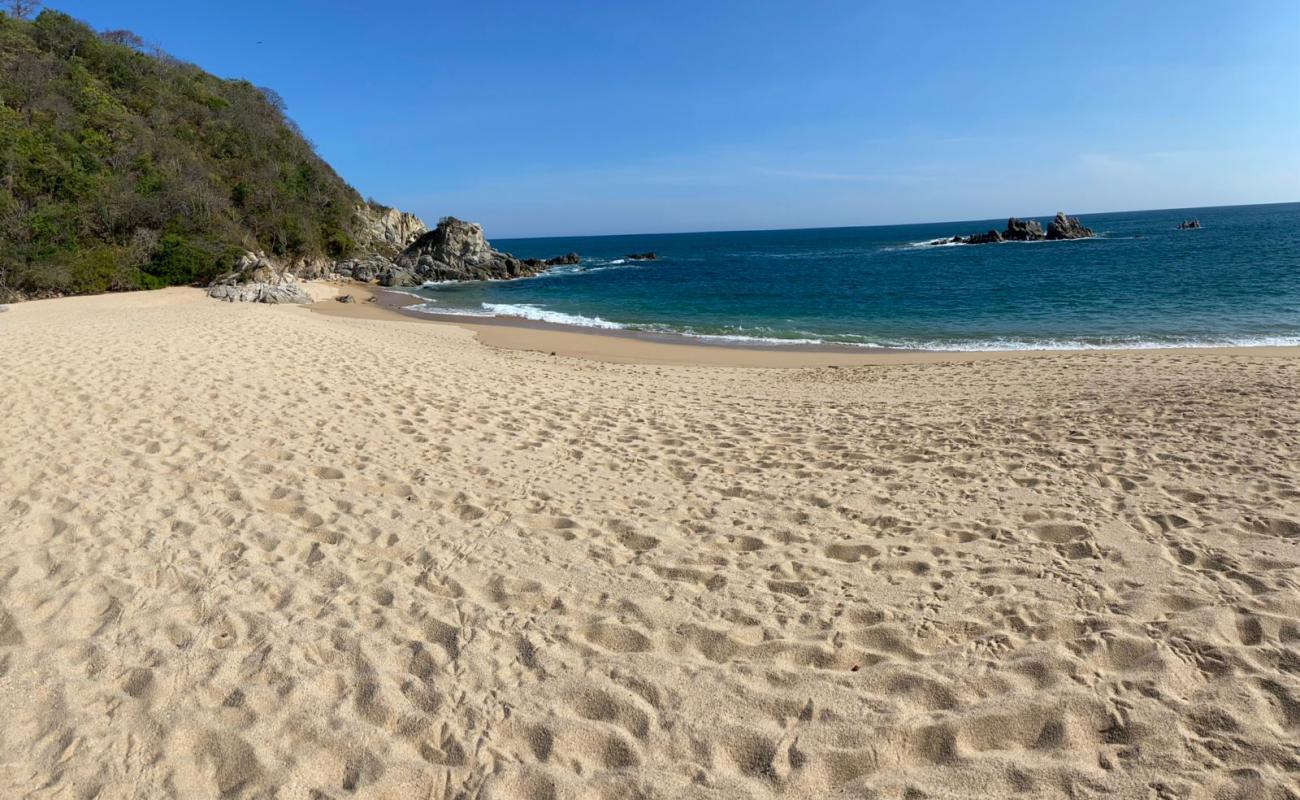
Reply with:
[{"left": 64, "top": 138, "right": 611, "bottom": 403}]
[{"left": 407, "top": 202, "right": 1300, "bottom": 350}]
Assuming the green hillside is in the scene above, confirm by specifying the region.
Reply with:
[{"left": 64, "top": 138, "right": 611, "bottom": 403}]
[{"left": 0, "top": 9, "right": 375, "bottom": 301}]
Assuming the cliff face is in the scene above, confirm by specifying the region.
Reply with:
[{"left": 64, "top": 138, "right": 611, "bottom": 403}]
[{"left": 354, "top": 204, "right": 429, "bottom": 257}]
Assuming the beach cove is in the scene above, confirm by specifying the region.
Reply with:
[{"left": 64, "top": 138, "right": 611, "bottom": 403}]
[{"left": 2, "top": 288, "right": 1298, "bottom": 798}]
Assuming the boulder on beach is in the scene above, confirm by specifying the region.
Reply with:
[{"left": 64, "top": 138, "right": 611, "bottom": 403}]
[
  {"left": 207, "top": 252, "right": 314, "bottom": 304},
  {"left": 208, "top": 281, "right": 312, "bottom": 304}
]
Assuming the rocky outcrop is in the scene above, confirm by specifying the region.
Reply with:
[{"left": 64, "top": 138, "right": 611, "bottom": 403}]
[
  {"left": 523, "top": 252, "right": 580, "bottom": 268},
  {"left": 1178, "top": 219, "right": 1202, "bottom": 230},
  {"left": 386, "top": 217, "right": 543, "bottom": 284},
  {"left": 354, "top": 203, "right": 428, "bottom": 256},
  {"left": 1003, "top": 218, "right": 1046, "bottom": 241},
  {"left": 624, "top": 252, "right": 658, "bottom": 261},
  {"left": 207, "top": 216, "right": 561, "bottom": 298},
  {"left": 208, "top": 282, "right": 312, "bottom": 304},
  {"left": 1045, "top": 212, "right": 1094, "bottom": 240},
  {"left": 207, "top": 251, "right": 314, "bottom": 304},
  {"left": 963, "top": 230, "right": 1004, "bottom": 245},
  {"left": 935, "top": 214, "right": 1093, "bottom": 246},
  {"left": 333, "top": 254, "right": 392, "bottom": 283}
]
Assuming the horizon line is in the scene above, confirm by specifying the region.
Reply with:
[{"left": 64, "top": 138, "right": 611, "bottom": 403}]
[{"left": 491, "top": 199, "right": 1298, "bottom": 242}]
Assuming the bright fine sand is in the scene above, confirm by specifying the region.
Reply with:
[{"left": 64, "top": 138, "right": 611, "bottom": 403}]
[{"left": 2, "top": 288, "right": 1299, "bottom": 800}]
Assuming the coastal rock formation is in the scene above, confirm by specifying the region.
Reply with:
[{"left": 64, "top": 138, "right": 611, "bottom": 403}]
[
  {"left": 207, "top": 252, "right": 314, "bottom": 304},
  {"left": 963, "top": 230, "right": 1004, "bottom": 245},
  {"left": 207, "top": 218, "right": 571, "bottom": 296},
  {"left": 936, "top": 214, "right": 1094, "bottom": 245},
  {"left": 333, "top": 254, "right": 392, "bottom": 283},
  {"left": 523, "top": 252, "right": 581, "bottom": 268},
  {"left": 1178, "top": 219, "right": 1202, "bottom": 230},
  {"left": 354, "top": 204, "right": 429, "bottom": 256},
  {"left": 624, "top": 252, "right": 659, "bottom": 261},
  {"left": 386, "top": 217, "right": 543, "bottom": 284},
  {"left": 1046, "top": 212, "right": 1095, "bottom": 240},
  {"left": 1003, "top": 217, "right": 1046, "bottom": 241}
]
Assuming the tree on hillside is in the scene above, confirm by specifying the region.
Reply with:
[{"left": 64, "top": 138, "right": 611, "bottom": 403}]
[{"left": 4, "top": 0, "right": 42, "bottom": 19}]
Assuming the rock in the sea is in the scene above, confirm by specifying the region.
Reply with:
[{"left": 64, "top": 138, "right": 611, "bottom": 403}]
[
  {"left": 934, "top": 213, "right": 1093, "bottom": 246},
  {"left": 1045, "top": 212, "right": 1094, "bottom": 240},
  {"left": 1177, "top": 219, "right": 1202, "bottom": 230},
  {"left": 624, "top": 252, "right": 658, "bottom": 261},
  {"left": 522, "top": 252, "right": 582, "bottom": 269},
  {"left": 393, "top": 217, "right": 541, "bottom": 282},
  {"left": 1002, "top": 217, "right": 1046, "bottom": 241},
  {"left": 965, "top": 230, "right": 1004, "bottom": 245}
]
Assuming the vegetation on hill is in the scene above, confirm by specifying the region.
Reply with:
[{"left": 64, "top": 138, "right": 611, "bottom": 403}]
[{"left": 0, "top": 7, "right": 373, "bottom": 300}]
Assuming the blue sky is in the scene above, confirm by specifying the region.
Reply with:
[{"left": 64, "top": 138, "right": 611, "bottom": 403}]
[{"left": 49, "top": 0, "right": 1300, "bottom": 237}]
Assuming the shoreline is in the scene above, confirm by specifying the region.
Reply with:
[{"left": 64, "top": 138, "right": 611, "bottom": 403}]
[{"left": 308, "top": 282, "right": 1300, "bottom": 368}]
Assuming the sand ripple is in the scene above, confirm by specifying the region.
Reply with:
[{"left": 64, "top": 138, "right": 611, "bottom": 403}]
[{"left": 0, "top": 289, "right": 1298, "bottom": 798}]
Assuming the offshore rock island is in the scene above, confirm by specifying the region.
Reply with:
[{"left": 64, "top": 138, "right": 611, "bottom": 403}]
[{"left": 932, "top": 212, "right": 1096, "bottom": 246}]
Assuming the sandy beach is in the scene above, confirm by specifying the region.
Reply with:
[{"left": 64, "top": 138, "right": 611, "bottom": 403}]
[{"left": 2, "top": 287, "right": 1298, "bottom": 799}]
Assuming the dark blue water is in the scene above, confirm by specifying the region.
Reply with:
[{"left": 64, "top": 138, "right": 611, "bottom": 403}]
[{"left": 407, "top": 202, "right": 1300, "bottom": 350}]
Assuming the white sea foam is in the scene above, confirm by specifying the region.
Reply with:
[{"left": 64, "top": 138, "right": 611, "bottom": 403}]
[
  {"left": 380, "top": 288, "right": 431, "bottom": 301},
  {"left": 892, "top": 335, "right": 1300, "bottom": 352},
  {"left": 402, "top": 303, "right": 495, "bottom": 317},
  {"left": 395, "top": 296, "right": 1300, "bottom": 354},
  {"left": 479, "top": 303, "right": 627, "bottom": 329}
]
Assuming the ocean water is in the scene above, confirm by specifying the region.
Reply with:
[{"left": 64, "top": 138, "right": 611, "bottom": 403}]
[{"left": 407, "top": 202, "right": 1300, "bottom": 351}]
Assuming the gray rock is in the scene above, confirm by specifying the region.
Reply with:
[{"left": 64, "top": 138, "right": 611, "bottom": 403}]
[
  {"left": 936, "top": 213, "right": 1093, "bottom": 246},
  {"left": 0, "top": 305, "right": 8, "bottom": 313},
  {"left": 336, "top": 294, "right": 356, "bottom": 303},
  {"left": 964, "top": 230, "right": 1004, "bottom": 245},
  {"left": 353, "top": 203, "right": 429, "bottom": 256},
  {"left": 523, "top": 252, "right": 582, "bottom": 269},
  {"left": 208, "top": 282, "right": 312, "bottom": 304},
  {"left": 332, "top": 254, "right": 389, "bottom": 283},
  {"left": 1002, "top": 218, "right": 1046, "bottom": 241},
  {"left": 624, "top": 252, "right": 659, "bottom": 261},
  {"left": 379, "top": 267, "right": 418, "bottom": 287},
  {"left": 207, "top": 252, "right": 314, "bottom": 303},
  {"left": 1045, "top": 212, "right": 1094, "bottom": 240},
  {"left": 393, "top": 217, "right": 543, "bottom": 282}
]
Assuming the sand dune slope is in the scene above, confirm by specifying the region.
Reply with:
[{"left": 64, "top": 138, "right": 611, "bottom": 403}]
[{"left": 1, "top": 289, "right": 1298, "bottom": 799}]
